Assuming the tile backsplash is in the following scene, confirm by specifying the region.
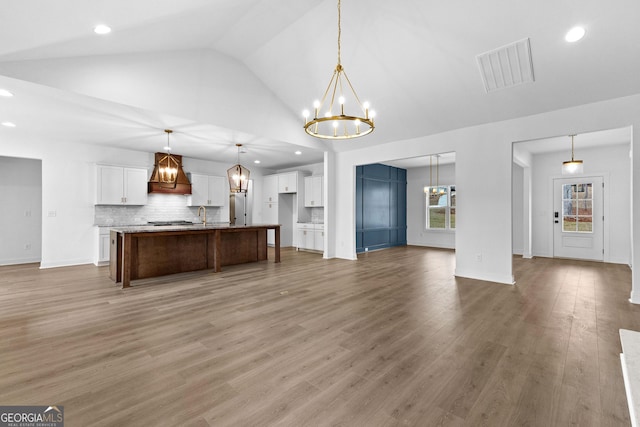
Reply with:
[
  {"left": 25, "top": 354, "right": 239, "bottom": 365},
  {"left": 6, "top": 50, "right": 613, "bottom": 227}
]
[
  {"left": 310, "top": 207, "right": 324, "bottom": 223},
  {"left": 94, "top": 194, "right": 226, "bottom": 226}
]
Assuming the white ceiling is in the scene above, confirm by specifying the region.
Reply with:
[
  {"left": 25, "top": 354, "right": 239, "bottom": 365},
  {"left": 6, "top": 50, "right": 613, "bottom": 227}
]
[{"left": 0, "top": 0, "right": 639, "bottom": 169}]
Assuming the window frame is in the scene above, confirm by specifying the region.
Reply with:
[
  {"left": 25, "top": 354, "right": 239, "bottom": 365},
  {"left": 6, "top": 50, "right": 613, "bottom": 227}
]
[{"left": 425, "top": 184, "right": 456, "bottom": 231}]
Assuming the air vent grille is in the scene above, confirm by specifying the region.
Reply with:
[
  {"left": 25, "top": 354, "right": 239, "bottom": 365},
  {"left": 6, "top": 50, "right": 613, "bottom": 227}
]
[{"left": 476, "top": 38, "right": 534, "bottom": 93}]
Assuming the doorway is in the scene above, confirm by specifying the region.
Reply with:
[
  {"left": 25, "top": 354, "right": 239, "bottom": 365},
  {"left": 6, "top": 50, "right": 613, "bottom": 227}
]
[
  {"left": 553, "top": 176, "right": 603, "bottom": 261},
  {"left": 0, "top": 156, "right": 42, "bottom": 265}
]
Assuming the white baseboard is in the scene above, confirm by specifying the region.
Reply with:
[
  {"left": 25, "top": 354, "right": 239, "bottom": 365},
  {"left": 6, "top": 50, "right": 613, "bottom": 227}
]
[
  {"left": 39, "top": 258, "right": 93, "bottom": 269},
  {"left": 454, "top": 269, "right": 515, "bottom": 285},
  {"left": 0, "top": 257, "right": 41, "bottom": 266}
]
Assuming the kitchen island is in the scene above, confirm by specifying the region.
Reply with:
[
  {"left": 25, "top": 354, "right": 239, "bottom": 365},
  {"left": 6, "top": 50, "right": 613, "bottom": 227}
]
[{"left": 109, "top": 224, "right": 280, "bottom": 288}]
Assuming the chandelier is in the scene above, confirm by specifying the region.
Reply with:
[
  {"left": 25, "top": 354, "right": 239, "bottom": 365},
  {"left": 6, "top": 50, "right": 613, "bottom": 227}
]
[
  {"left": 227, "top": 144, "right": 250, "bottom": 193},
  {"left": 303, "top": 0, "right": 375, "bottom": 140},
  {"left": 423, "top": 155, "right": 444, "bottom": 194},
  {"left": 158, "top": 129, "right": 179, "bottom": 187},
  {"left": 562, "top": 134, "right": 584, "bottom": 175}
]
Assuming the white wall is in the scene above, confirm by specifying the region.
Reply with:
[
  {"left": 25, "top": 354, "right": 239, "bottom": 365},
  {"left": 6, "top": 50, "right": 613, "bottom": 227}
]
[
  {"left": 328, "top": 93, "right": 640, "bottom": 289},
  {"left": 0, "top": 156, "right": 42, "bottom": 265},
  {"left": 530, "top": 142, "right": 630, "bottom": 264},
  {"left": 406, "top": 163, "right": 455, "bottom": 249}
]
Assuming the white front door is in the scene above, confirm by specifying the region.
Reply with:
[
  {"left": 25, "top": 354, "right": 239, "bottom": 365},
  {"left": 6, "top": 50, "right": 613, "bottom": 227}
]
[{"left": 553, "top": 176, "right": 603, "bottom": 261}]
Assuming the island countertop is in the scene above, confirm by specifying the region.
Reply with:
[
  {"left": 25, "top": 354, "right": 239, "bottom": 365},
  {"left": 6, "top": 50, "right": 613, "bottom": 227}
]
[
  {"left": 110, "top": 223, "right": 281, "bottom": 233},
  {"left": 109, "top": 223, "right": 281, "bottom": 288}
]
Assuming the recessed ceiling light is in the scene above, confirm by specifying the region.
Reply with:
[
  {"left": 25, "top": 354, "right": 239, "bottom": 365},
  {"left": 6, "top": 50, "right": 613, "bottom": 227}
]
[
  {"left": 94, "top": 25, "right": 111, "bottom": 35},
  {"left": 295, "top": 151, "right": 302, "bottom": 155},
  {"left": 565, "top": 26, "right": 585, "bottom": 42},
  {"left": 254, "top": 160, "right": 261, "bottom": 164},
  {"left": 2, "top": 122, "right": 16, "bottom": 127},
  {"left": 0, "top": 89, "right": 13, "bottom": 97}
]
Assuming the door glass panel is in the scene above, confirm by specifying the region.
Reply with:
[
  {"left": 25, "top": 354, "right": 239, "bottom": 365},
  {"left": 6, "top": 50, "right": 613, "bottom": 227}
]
[
  {"left": 577, "top": 216, "right": 593, "bottom": 232},
  {"left": 563, "top": 217, "right": 577, "bottom": 231},
  {"left": 577, "top": 200, "right": 592, "bottom": 215},
  {"left": 562, "top": 183, "right": 593, "bottom": 233},
  {"left": 563, "top": 200, "right": 576, "bottom": 215}
]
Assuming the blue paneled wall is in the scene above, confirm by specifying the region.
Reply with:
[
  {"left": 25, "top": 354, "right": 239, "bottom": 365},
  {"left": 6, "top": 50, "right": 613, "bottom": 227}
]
[{"left": 356, "top": 164, "right": 407, "bottom": 253}]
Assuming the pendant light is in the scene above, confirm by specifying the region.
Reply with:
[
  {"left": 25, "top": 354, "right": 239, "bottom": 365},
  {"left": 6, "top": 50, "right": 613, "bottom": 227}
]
[
  {"left": 227, "top": 144, "right": 250, "bottom": 193},
  {"left": 158, "top": 129, "right": 179, "bottom": 188},
  {"left": 562, "top": 134, "right": 584, "bottom": 175},
  {"left": 436, "top": 155, "right": 445, "bottom": 194},
  {"left": 423, "top": 155, "right": 440, "bottom": 194},
  {"left": 302, "top": 0, "right": 375, "bottom": 140},
  {"left": 424, "top": 155, "right": 433, "bottom": 193}
]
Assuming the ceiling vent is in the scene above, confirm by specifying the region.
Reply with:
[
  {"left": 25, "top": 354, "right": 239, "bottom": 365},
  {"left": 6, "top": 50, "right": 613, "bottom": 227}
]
[{"left": 476, "top": 38, "right": 535, "bottom": 93}]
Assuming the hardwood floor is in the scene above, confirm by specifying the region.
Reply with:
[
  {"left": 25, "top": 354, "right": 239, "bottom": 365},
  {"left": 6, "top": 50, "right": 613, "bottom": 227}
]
[{"left": 0, "top": 246, "right": 636, "bottom": 426}]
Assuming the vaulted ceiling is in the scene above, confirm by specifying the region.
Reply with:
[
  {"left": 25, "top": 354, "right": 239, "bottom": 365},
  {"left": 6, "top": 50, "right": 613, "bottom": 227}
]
[{"left": 0, "top": 0, "right": 638, "bottom": 169}]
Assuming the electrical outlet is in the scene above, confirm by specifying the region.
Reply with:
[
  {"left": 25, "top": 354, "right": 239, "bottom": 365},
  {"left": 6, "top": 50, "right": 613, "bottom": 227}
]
[
  {"left": 476, "top": 253, "right": 482, "bottom": 262},
  {"left": 24, "top": 210, "right": 31, "bottom": 217},
  {"left": 48, "top": 211, "right": 57, "bottom": 217},
  {"left": 365, "top": 247, "right": 369, "bottom": 252},
  {"left": 24, "top": 243, "right": 31, "bottom": 250}
]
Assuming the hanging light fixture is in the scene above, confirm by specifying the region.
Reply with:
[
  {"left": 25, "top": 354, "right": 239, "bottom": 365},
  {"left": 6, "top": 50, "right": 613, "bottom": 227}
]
[
  {"left": 423, "top": 155, "right": 437, "bottom": 194},
  {"left": 436, "top": 155, "right": 445, "bottom": 194},
  {"left": 158, "top": 129, "right": 179, "bottom": 188},
  {"left": 302, "top": 0, "right": 375, "bottom": 140},
  {"left": 562, "top": 134, "right": 584, "bottom": 175},
  {"left": 227, "top": 144, "right": 250, "bottom": 193}
]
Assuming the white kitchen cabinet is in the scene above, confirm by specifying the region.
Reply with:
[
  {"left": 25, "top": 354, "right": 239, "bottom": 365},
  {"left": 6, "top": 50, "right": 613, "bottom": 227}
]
[
  {"left": 298, "top": 225, "right": 314, "bottom": 250},
  {"left": 95, "top": 227, "right": 111, "bottom": 265},
  {"left": 96, "top": 165, "right": 148, "bottom": 205},
  {"left": 278, "top": 171, "right": 299, "bottom": 193},
  {"left": 304, "top": 175, "right": 323, "bottom": 207},
  {"left": 263, "top": 175, "right": 279, "bottom": 203},
  {"left": 313, "top": 227, "right": 324, "bottom": 252},
  {"left": 189, "top": 173, "right": 226, "bottom": 206},
  {"left": 296, "top": 223, "right": 324, "bottom": 252}
]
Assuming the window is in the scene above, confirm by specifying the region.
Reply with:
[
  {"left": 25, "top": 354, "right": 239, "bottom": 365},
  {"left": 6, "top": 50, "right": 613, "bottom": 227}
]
[
  {"left": 562, "top": 183, "right": 593, "bottom": 232},
  {"left": 425, "top": 185, "right": 455, "bottom": 229}
]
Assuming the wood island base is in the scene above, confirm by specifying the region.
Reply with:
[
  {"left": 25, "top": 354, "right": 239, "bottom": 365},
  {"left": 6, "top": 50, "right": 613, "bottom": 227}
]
[{"left": 109, "top": 224, "right": 280, "bottom": 288}]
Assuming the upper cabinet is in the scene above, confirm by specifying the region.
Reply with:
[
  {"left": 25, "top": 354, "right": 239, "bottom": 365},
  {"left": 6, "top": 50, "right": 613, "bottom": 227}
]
[
  {"left": 278, "top": 171, "right": 300, "bottom": 193},
  {"left": 304, "top": 175, "right": 323, "bottom": 207},
  {"left": 189, "top": 174, "right": 226, "bottom": 206},
  {"left": 263, "top": 175, "right": 279, "bottom": 203},
  {"left": 96, "top": 165, "right": 148, "bottom": 205}
]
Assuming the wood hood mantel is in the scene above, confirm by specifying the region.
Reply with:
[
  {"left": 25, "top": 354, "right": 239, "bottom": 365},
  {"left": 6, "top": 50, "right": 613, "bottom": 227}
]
[{"left": 148, "top": 152, "right": 192, "bottom": 194}]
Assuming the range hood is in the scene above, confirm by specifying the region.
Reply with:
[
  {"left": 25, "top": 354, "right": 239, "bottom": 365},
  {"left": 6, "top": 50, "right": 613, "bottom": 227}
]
[{"left": 148, "top": 152, "right": 192, "bottom": 194}]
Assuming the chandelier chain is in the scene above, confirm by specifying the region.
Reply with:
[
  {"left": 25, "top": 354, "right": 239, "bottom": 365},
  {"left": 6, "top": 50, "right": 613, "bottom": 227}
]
[{"left": 337, "top": 0, "right": 342, "bottom": 66}]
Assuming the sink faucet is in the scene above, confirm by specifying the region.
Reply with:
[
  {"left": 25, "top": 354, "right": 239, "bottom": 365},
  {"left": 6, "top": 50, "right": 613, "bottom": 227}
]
[{"left": 198, "top": 206, "right": 207, "bottom": 226}]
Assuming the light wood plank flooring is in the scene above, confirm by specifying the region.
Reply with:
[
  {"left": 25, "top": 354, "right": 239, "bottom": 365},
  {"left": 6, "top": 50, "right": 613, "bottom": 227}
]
[{"left": 0, "top": 246, "right": 636, "bottom": 426}]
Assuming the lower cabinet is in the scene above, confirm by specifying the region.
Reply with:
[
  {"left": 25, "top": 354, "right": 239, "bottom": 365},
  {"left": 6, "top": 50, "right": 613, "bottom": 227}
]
[
  {"left": 296, "top": 223, "right": 324, "bottom": 252},
  {"left": 313, "top": 228, "right": 324, "bottom": 252},
  {"left": 96, "top": 227, "right": 111, "bottom": 265}
]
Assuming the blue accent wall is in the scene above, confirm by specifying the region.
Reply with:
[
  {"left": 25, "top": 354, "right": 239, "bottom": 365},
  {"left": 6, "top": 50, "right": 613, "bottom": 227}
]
[{"left": 356, "top": 164, "right": 407, "bottom": 253}]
